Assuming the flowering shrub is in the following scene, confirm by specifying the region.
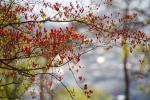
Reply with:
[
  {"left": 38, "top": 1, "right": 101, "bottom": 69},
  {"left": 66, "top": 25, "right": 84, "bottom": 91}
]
[{"left": 0, "top": 0, "right": 149, "bottom": 99}]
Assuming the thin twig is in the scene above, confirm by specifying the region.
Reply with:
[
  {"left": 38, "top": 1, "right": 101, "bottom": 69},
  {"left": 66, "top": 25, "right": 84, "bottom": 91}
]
[
  {"left": 0, "top": 82, "right": 19, "bottom": 87},
  {"left": 34, "top": 73, "right": 75, "bottom": 100}
]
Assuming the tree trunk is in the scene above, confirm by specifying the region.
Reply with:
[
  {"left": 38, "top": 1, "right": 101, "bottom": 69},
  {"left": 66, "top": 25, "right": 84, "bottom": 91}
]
[
  {"left": 123, "top": 52, "right": 130, "bottom": 100},
  {"left": 40, "top": 74, "right": 44, "bottom": 100}
]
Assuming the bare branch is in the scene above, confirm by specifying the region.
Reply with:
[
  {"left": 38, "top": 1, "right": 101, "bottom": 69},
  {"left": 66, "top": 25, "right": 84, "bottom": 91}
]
[
  {"left": 0, "top": 82, "right": 19, "bottom": 87},
  {"left": 34, "top": 72, "right": 75, "bottom": 100}
]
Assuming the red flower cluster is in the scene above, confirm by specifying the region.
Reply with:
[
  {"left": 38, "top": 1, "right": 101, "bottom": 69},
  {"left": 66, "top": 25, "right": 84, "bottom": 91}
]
[
  {"left": 22, "top": 45, "right": 31, "bottom": 55},
  {"left": 71, "top": 32, "right": 79, "bottom": 39}
]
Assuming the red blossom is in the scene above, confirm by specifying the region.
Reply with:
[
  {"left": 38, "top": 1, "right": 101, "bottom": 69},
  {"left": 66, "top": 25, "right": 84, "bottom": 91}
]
[
  {"left": 22, "top": 45, "right": 30, "bottom": 51},
  {"left": 78, "top": 76, "right": 83, "bottom": 81},
  {"left": 22, "top": 45, "right": 31, "bottom": 55},
  {"left": 47, "top": 82, "right": 52, "bottom": 88},
  {"left": 68, "top": 56, "right": 73, "bottom": 60},
  {"left": 71, "top": 32, "right": 79, "bottom": 39},
  {"left": 84, "top": 84, "right": 87, "bottom": 90},
  {"left": 76, "top": 54, "right": 81, "bottom": 62}
]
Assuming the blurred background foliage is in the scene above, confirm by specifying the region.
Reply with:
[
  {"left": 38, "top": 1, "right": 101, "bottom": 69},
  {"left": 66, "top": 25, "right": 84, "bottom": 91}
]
[{"left": 53, "top": 87, "right": 113, "bottom": 100}]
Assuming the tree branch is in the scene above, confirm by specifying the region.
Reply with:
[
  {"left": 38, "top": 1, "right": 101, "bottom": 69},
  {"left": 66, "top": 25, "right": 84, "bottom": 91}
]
[
  {"left": 34, "top": 73, "right": 75, "bottom": 100},
  {"left": 0, "top": 82, "right": 19, "bottom": 87}
]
